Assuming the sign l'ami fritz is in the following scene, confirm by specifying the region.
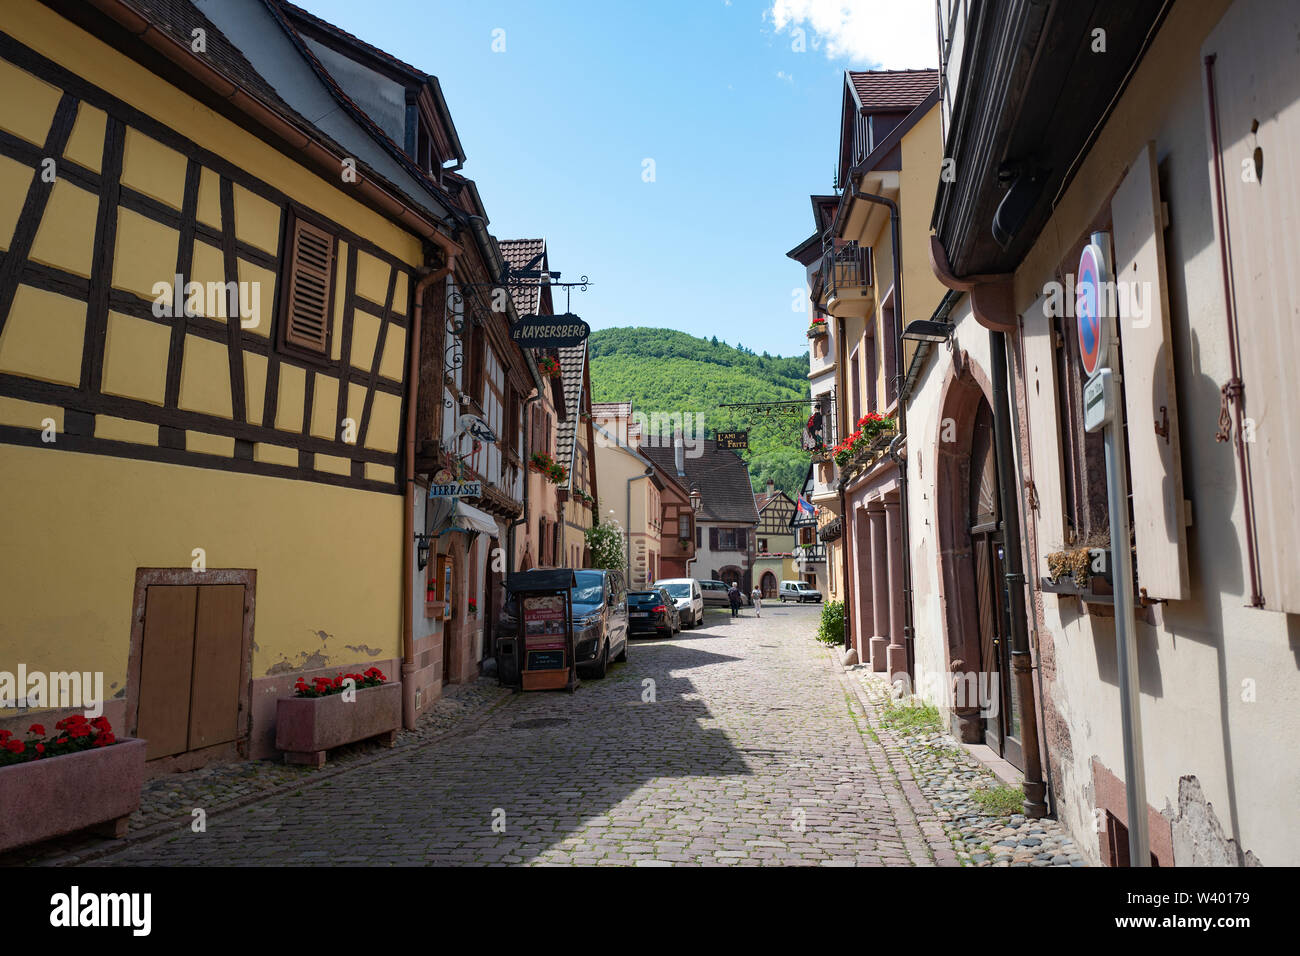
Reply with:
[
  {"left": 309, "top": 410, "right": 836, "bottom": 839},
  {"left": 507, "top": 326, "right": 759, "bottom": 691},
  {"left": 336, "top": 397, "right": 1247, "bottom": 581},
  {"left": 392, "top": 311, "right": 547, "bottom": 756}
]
[
  {"left": 716, "top": 430, "right": 748, "bottom": 450},
  {"left": 510, "top": 312, "right": 590, "bottom": 348}
]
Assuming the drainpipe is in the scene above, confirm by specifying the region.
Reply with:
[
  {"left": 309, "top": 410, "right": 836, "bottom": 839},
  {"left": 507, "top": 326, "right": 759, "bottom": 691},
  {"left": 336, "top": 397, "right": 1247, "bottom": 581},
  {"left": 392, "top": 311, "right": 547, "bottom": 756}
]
[
  {"left": 626, "top": 468, "right": 654, "bottom": 584},
  {"left": 989, "top": 329, "right": 1048, "bottom": 818},
  {"left": 402, "top": 240, "right": 460, "bottom": 731},
  {"left": 835, "top": 315, "right": 854, "bottom": 654},
  {"left": 851, "top": 185, "right": 914, "bottom": 676}
]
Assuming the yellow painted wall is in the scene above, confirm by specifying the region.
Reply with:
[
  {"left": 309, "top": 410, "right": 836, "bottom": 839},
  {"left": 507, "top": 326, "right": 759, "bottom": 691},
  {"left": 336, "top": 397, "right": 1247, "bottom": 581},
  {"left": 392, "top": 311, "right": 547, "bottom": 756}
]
[{"left": 0, "top": 444, "right": 403, "bottom": 692}]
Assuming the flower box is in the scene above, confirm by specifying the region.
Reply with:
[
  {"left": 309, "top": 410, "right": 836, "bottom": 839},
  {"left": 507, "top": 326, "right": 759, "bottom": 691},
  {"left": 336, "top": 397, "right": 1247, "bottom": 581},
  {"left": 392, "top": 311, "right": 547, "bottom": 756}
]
[
  {"left": 0, "top": 737, "right": 146, "bottom": 852},
  {"left": 275, "top": 681, "right": 401, "bottom": 767},
  {"left": 807, "top": 323, "right": 828, "bottom": 338}
]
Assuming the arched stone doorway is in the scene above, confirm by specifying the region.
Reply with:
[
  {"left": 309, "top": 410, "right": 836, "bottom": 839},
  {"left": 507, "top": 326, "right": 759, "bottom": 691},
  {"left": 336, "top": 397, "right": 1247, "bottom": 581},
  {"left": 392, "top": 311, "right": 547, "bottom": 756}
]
[
  {"left": 934, "top": 354, "right": 1019, "bottom": 764},
  {"left": 760, "top": 571, "right": 777, "bottom": 598}
]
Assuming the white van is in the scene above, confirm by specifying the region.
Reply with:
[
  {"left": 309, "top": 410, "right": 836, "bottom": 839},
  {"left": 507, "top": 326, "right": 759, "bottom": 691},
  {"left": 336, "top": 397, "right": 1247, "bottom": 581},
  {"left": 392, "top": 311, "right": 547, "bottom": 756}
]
[
  {"left": 778, "top": 580, "right": 823, "bottom": 603},
  {"left": 653, "top": 578, "right": 705, "bottom": 628}
]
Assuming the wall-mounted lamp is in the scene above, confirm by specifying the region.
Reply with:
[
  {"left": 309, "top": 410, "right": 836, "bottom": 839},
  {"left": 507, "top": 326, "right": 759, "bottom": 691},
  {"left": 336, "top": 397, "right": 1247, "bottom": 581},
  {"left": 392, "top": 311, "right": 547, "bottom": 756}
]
[
  {"left": 415, "top": 532, "right": 433, "bottom": 572},
  {"left": 901, "top": 319, "right": 953, "bottom": 344},
  {"left": 689, "top": 487, "right": 702, "bottom": 514}
]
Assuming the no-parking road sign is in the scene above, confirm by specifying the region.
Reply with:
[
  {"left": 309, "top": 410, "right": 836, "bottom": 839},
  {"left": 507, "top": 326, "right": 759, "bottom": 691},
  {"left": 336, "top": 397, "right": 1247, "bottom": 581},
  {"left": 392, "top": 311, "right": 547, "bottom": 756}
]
[{"left": 1076, "top": 241, "right": 1110, "bottom": 378}]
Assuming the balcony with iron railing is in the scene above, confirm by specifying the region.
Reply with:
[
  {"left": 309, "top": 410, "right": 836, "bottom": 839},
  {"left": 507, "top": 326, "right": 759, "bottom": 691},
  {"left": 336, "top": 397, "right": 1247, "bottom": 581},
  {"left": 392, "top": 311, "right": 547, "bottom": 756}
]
[{"left": 822, "top": 239, "right": 873, "bottom": 319}]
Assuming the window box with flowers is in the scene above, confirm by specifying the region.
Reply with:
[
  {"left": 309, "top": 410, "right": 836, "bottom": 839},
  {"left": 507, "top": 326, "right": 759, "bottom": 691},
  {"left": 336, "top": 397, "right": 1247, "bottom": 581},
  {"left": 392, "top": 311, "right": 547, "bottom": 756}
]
[
  {"left": 0, "top": 716, "right": 146, "bottom": 851},
  {"left": 275, "top": 668, "right": 399, "bottom": 767},
  {"left": 537, "top": 356, "right": 561, "bottom": 378},
  {"left": 529, "top": 451, "right": 568, "bottom": 485},
  {"left": 807, "top": 317, "right": 829, "bottom": 338},
  {"left": 832, "top": 413, "right": 897, "bottom": 467}
]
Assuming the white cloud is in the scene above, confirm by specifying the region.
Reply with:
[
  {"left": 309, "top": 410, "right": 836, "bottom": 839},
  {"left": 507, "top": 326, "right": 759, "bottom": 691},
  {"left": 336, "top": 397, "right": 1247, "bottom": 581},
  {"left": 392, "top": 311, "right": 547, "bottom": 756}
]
[{"left": 768, "top": 0, "right": 938, "bottom": 69}]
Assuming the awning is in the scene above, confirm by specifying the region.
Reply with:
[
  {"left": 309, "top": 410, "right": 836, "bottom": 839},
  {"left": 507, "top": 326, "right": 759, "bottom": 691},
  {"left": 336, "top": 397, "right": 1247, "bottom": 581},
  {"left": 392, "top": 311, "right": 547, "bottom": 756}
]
[{"left": 448, "top": 499, "right": 500, "bottom": 537}]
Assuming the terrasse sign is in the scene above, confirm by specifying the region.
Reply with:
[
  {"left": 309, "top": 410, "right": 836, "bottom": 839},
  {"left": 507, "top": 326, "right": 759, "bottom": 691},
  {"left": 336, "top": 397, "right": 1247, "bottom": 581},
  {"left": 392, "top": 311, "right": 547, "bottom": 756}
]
[{"left": 510, "top": 312, "right": 590, "bottom": 348}]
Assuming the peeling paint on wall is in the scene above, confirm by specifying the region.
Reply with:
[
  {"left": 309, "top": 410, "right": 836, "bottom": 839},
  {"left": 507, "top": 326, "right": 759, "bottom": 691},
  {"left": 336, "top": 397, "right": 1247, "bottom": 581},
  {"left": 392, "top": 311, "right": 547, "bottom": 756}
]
[
  {"left": 1167, "top": 775, "right": 1262, "bottom": 866},
  {"left": 345, "top": 643, "right": 384, "bottom": 657}
]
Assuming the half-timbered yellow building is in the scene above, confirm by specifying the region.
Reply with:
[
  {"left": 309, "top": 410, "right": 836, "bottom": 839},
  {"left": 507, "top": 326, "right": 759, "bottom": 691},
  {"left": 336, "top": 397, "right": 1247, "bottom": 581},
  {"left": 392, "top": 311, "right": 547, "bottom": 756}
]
[{"left": 0, "top": 0, "right": 464, "bottom": 764}]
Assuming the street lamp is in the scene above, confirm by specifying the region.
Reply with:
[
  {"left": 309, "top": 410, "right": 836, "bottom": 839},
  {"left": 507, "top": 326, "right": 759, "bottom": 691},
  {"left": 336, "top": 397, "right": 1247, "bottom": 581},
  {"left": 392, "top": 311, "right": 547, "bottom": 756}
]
[
  {"left": 901, "top": 319, "right": 953, "bottom": 344},
  {"left": 689, "top": 487, "right": 702, "bottom": 514}
]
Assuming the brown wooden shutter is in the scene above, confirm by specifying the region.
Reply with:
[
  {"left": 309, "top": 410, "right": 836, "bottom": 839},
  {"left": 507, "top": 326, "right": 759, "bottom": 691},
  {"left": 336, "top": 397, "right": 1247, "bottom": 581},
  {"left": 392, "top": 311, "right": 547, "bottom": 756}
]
[
  {"left": 1022, "top": 292, "right": 1068, "bottom": 561},
  {"left": 283, "top": 215, "right": 334, "bottom": 353},
  {"left": 709, "top": 527, "right": 718, "bottom": 550},
  {"left": 1203, "top": 3, "right": 1300, "bottom": 612},
  {"left": 1111, "top": 141, "right": 1190, "bottom": 601}
]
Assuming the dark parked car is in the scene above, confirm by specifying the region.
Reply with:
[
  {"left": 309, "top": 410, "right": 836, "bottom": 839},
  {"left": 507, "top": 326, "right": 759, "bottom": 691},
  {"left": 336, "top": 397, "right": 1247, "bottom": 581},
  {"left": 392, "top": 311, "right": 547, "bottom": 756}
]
[
  {"left": 628, "top": 588, "right": 680, "bottom": 638},
  {"left": 496, "top": 568, "right": 628, "bottom": 678}
]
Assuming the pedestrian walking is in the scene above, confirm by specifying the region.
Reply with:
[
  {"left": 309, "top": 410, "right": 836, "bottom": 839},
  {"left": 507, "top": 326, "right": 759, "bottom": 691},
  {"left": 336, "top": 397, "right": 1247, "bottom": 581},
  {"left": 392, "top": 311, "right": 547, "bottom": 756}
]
[
  {"left": 751, "top": 585, "right": 762, "bottom": 617},
  {"left": 727, "top": 583, "right": 742, "bottom": 618}
]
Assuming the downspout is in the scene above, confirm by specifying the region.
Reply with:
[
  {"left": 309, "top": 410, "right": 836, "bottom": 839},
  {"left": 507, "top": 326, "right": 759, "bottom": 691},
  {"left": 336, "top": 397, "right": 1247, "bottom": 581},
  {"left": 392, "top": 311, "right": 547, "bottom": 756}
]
[
  {"left": 835, "top": 314, "right": 854, "bottom": 654},
  {"left": 402, "top": 239, "right": 460, "bottom": 730},
  {"left": 852, "top": 186, "right": 915, "bottom": 674},
  {"left": 989, "top": 330, "right": 1048, "bottom": 818},
  {"left": 627, "top": 468, "right": 654, "bottom": 582}
]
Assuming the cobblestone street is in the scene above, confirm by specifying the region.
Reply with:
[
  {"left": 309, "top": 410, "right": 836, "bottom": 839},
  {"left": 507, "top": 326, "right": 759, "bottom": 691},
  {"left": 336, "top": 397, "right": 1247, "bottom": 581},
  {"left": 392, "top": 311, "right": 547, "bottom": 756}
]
[{"left": 36, "top": 604, "right": 975, "bottom": 867}]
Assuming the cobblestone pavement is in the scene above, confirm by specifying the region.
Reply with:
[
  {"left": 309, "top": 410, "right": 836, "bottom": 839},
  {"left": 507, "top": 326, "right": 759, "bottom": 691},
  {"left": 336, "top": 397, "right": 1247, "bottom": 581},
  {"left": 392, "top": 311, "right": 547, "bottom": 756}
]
[
  {"left": 59, "top": 605, "right": 960, "bottom": 867},
  {"left": 3, "top": 676, "right": 512, "bottom": 867},
  {"left": 849, "top": 668, "right": 1085, "bottom": 867}
]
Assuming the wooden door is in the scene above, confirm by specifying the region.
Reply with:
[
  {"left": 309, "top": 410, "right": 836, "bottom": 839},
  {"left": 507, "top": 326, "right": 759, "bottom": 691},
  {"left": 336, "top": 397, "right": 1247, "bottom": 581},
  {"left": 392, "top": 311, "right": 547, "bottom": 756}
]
[
  {"left": 136, "top": 584, "right": 244, "bottom": 760},
  {"left": 137, "top": 586, "right": 198, "bottom": 760}
]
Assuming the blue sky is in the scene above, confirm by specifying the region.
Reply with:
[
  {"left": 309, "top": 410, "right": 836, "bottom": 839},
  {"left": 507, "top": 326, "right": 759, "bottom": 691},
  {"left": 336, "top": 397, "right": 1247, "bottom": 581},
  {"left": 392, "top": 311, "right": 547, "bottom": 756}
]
[{"left": 295, "top": 0, "right": 937, "bottom": 357}]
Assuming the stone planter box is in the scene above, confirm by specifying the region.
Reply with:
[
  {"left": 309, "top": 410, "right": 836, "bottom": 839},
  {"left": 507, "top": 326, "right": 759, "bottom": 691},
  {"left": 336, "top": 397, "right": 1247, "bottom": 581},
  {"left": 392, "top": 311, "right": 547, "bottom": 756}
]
[
  {"left": 0, "top": 737, "right": 147, "bottom": 852},
  {"left": 275, "top": 681, "right": 401, "bottom": 767}
]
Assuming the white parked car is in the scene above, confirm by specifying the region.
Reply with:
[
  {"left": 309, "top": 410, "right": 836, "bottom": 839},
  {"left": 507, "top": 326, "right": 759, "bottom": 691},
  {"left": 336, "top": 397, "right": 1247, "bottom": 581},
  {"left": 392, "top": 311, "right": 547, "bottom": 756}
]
[
  {"left": 653, "top": 578, "right": 704, "bottom": 628},
  {"left": 779, "top": 580, "right": 823, "bottom": 603}
]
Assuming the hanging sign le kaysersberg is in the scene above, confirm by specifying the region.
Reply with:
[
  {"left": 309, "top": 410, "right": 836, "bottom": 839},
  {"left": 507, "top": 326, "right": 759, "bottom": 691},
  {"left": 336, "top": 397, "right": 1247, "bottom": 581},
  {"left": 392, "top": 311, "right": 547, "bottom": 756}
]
[{"left": 510, "top": 312, "right": 590, "bottom": 348}]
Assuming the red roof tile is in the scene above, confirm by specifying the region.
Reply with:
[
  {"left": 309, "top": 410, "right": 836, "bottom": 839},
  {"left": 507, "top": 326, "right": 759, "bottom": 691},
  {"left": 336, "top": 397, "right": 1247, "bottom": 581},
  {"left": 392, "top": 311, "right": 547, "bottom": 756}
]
[{"left": 848, "top": 69, "right": 939, "bottom": 113}]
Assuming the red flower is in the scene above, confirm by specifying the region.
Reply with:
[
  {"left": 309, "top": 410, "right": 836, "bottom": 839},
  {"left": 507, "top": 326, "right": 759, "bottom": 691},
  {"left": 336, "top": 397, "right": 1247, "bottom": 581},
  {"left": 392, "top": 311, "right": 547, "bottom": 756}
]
[
  {"left": 67, "top": 724, "right": 90, "bottom": 739},
  {"left": 28, "top": 723, "right": 45, "bottom": 736},
  {"left": 35, "top": 744, "right": 45, "bottom": 755},
  {"left": 5, "top": 740, "right": 23, "bottom": 753},
  {"left": 91, "top": 716, "right": 112, "bottom": 732},
  {"left": 0, "top": 729, "right": 11, "bottom": 741}
]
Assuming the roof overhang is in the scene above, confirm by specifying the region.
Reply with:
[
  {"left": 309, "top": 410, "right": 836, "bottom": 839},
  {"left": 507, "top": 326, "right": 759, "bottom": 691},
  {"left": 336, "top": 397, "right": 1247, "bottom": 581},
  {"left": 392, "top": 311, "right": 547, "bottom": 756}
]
[{"left": 931, "top": 0, "right": 1172, "bottom": 278}]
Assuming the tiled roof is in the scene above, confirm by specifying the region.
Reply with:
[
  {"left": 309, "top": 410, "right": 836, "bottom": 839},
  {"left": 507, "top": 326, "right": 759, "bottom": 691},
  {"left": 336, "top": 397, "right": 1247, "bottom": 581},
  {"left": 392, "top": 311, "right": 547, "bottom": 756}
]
[
  {"left": 848, "top": 69, "right": 939, "bottom": 112},
  {"left": 641, "top": 441, "right": 759, "bottom": 525},
  {"left": 499, "top": 239, "right": 547, "bottom": 316},
  {"left": 553, "top": 343, "right": 587, "bottom": 487},
  {"left": 592, "top": 401, "right": 632, "bottom": 419}
]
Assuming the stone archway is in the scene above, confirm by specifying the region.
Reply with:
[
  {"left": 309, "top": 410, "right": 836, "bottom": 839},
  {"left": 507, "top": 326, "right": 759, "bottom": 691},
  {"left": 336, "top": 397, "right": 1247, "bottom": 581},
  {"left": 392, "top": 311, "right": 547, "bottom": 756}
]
[
  {"left": 760, "top": 571, "right": 777, "bottom": 598},
  {"left": 934, "top": 351, "right": 995, "bottom": 742}
]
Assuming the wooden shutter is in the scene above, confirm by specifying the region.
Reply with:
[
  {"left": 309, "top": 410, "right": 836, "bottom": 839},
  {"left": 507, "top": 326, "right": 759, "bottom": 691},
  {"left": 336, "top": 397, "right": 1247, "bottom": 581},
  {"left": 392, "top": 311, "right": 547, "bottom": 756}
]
[
  {"left": 1204, "top": 1, "right": 1300, "bottom": 612},
  {"left": 1111, "top": 141, "right": 1189, "bottom": 600},
  {"left": 1022, "top": 292, "right": 1068, "bottom": 561},
  {"left": 283, "top": 215, "right": 334, "bottom": 353},
  {"left": 709, "top": 527, "right": 718, "bottom": 550}
]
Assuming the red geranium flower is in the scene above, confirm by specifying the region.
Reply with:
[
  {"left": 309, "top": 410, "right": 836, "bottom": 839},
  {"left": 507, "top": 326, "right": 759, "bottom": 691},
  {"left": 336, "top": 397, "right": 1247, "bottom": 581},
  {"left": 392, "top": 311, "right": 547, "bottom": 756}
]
[
  {"left": 5, "top": 740, "right": 23, "bottom": 753},
  {"left": 35, "top": 744, "right": 45, "bottom": 755},
  {"left": 28, "top": 723, "right": 45, "bottom": 736}
]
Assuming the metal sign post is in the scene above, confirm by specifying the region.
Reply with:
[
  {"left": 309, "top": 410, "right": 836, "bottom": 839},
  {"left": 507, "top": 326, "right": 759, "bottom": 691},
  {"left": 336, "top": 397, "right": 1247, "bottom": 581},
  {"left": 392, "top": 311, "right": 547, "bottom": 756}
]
[{"left": 1079, "top": 233, "right": 1149, "bottom": 866}]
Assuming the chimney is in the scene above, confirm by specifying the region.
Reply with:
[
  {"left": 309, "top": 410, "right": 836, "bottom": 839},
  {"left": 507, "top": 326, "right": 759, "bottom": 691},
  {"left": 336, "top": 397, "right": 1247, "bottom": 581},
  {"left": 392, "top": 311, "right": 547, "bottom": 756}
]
[
  {"left": 766, "top": 478, "right": 775, "bottom": 497},
  {"left": 674, "top": 429, "right": 685, "bottom": 476}
]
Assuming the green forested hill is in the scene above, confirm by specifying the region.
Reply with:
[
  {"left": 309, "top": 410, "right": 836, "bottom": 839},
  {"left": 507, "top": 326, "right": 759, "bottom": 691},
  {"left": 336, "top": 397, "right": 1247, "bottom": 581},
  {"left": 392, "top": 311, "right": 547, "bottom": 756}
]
[{"left": 588, "top": 327, "right": 811, "bottom": 497}]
